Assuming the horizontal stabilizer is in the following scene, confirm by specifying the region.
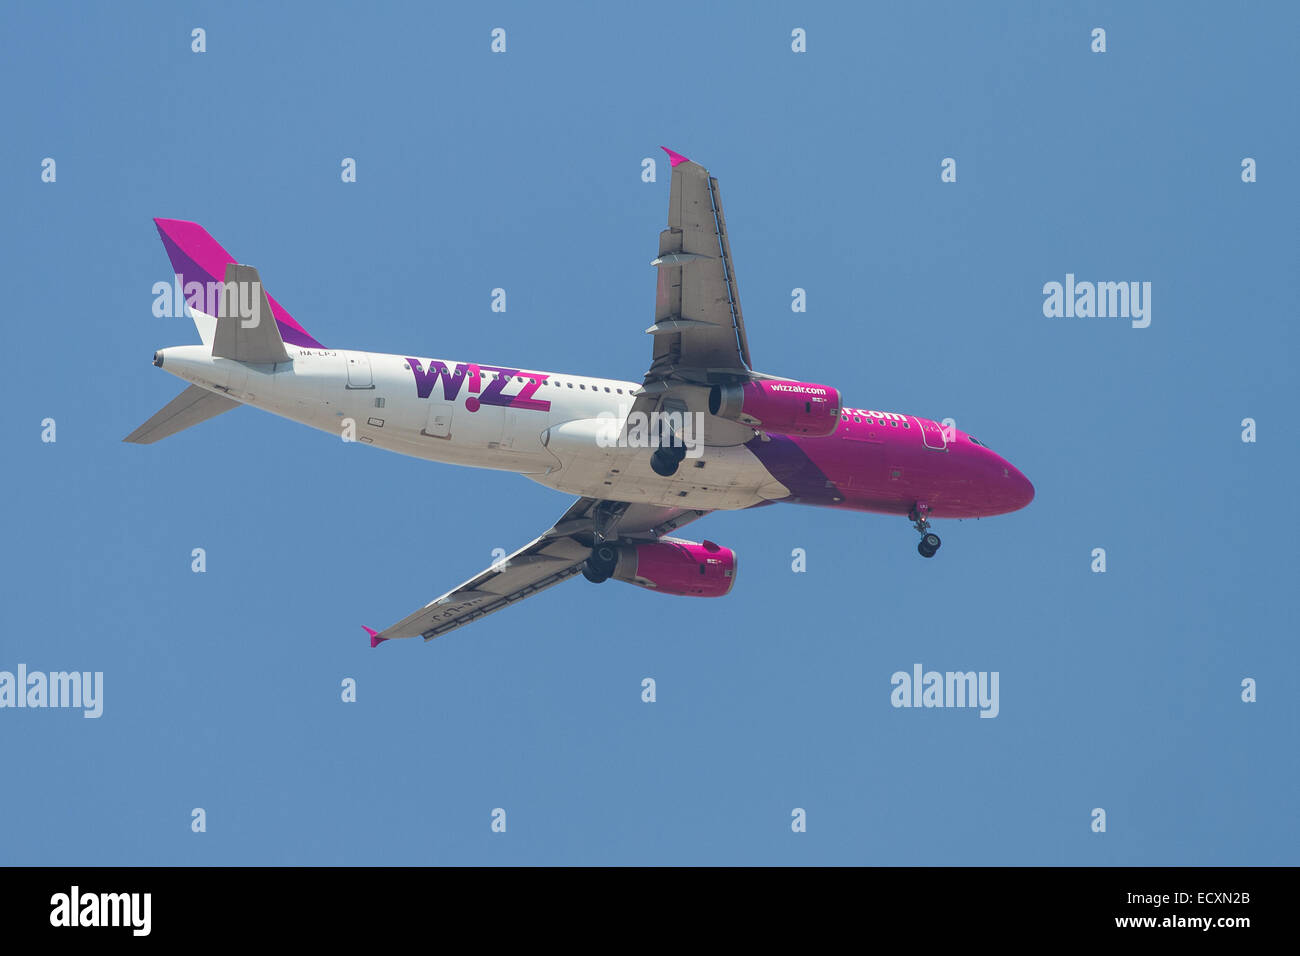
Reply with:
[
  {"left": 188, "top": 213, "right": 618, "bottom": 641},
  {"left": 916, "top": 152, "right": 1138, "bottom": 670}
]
[
  {"left": 123, "top": 384, "right": 239, "bottom": 444},
  {"left": 212, "top": 264, "right": 292, "bottom": 364}
]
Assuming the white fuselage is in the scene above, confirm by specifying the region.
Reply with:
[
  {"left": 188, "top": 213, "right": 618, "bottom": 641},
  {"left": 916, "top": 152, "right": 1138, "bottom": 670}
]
[{"left": 156, "top": 344, "right": 788, "bottom": 511}]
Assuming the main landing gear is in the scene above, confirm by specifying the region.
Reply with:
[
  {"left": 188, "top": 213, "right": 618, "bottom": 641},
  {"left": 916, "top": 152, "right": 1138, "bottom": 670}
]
[
  {"left": 649, "top": 411, "right": 690, "bottom": 476},
  {"left": 583, "top": 542, "right": 619, "bottom": 583},
  {"left": 650, "top": 419, "right": 688, "bottom": 476},
  {"left": 583, "top": 502, "right": 625, "bottom": 583},
  {"left": 650, "top": 444, "right": 687, "bottom": 477},
  {"left": 910, "top": 502, "right": 942, "bottom": 559}
]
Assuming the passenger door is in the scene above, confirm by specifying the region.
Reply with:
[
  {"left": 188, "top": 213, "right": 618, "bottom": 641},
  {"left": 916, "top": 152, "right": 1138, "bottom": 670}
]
[{"left": 343, "top": 351, "right": 373, "bottom": 389}]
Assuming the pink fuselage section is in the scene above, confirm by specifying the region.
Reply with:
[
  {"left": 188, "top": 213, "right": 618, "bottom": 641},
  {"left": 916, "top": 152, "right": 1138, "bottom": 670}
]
[{"left": 749, "top": 410, "right": 1034, "bottom": 519}]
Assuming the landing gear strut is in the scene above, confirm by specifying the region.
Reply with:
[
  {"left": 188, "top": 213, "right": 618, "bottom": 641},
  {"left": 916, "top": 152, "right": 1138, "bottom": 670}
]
[{"left": 909, "top": 502, "right": 942, "bottom": 558}]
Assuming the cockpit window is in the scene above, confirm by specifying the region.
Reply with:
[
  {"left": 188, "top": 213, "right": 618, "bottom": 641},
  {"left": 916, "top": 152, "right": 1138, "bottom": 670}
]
[{"left": 969, "top": 436, "right": 987, "bottom": 447}]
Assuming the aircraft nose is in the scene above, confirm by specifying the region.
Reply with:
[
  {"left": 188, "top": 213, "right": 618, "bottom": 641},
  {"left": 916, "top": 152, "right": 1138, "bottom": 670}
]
[{"left": 1003, "top": 458, "right": 1035, "bottom": 510}]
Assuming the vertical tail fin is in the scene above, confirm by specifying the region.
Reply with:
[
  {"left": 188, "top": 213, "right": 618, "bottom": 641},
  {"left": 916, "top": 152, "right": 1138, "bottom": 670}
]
[
  {"left": 211, "top": 264, "right": 291, "bottom": 364},
  {"left": 153, "top": 218, "right": 325, "bottom": 349}
]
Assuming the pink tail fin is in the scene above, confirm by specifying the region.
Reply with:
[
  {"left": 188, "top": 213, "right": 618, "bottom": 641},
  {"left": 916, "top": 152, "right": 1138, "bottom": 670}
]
[{"left": 153, "top": 218, "right": 325, "bottom": 349}]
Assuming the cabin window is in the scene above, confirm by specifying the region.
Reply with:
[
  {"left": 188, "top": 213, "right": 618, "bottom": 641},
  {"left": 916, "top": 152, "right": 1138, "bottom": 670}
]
[{"left": 853, "top": 416, "right": 860, "bottom": 423}]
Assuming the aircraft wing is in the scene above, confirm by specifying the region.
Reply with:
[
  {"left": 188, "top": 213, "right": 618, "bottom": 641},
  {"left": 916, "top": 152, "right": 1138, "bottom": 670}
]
[
  {"left": 369, "top": 498, "right": 710, "bottom": 643},
  {"left": 643, "top": 147, "right": 753, "bottom": 396},
  {"left": 632, "top": 149, "right": 787, "bottom": 445}
]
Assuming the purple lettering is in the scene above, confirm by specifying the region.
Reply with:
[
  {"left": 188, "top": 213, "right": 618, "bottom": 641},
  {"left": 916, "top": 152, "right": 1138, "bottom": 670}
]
[
  {"left": 408, "top": 358, "right": 474, "bottom": 401},
  {"left": 407, "top": 358, "right": 550, "bottom": 412},
  {"left": 510, "top": 374, "right": 551, "bottom": 412}
]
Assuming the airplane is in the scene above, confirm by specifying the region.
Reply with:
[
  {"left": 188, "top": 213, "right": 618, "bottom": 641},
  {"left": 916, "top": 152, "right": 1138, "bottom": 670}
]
[{"left": 128, "top": 147, "right": 1034, "bottom": 647}]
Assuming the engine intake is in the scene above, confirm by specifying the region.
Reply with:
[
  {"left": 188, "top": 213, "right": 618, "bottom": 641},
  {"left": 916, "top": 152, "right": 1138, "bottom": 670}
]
[
  {"left": 709, "top": 380, "right": 841, "bottom": 437},
  {"left": 608, "top": 538, "right": 737, "bottom": 598}
]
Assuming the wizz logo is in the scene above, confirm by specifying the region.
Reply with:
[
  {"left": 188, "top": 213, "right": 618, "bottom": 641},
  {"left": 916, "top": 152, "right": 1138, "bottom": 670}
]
[{"left": 406, "top": 358, "right": 550, "bottom": 413}]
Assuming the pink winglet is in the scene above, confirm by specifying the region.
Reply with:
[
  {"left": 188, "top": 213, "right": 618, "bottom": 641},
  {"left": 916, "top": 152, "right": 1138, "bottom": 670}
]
[
  {"left": 660, "top": 146, "right": 691, "bottom": 167},
  {"left": 362, "top": 625, "right": 386, "bottom": 648}
]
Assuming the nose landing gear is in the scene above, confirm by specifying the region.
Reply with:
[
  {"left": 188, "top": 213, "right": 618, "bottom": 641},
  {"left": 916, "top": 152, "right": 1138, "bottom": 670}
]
[
  {"left": 917, "top": 533, "right": 941, "bottom": 558},
  {"left": 910, "top": 502, "right": 942, "bottom": 558}
]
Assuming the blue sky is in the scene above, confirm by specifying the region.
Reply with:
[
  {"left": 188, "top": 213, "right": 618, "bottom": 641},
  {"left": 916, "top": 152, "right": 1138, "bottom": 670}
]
[{"left": 2, "top": 1, "right": 1295, "bottom": 864}]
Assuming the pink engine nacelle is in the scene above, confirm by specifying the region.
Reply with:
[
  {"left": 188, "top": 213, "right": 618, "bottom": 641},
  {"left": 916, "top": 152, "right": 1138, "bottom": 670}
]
[
  {"left": 611, "top": 539, "right": 738, "bottom": 598},
  {"left": 709, "top": 380, "right": 842, "bottom": 437}
]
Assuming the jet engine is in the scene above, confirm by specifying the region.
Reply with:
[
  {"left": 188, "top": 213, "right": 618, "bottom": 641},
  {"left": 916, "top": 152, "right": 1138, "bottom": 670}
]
[
  {"left": 708, "top": 380, "right": 841, "bottom": 437},
  {"left": 582, "top": 538, "right": 737, "bottom": 597}
]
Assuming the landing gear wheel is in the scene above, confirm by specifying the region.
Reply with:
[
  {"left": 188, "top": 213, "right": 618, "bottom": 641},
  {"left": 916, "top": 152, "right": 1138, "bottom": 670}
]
[
  {"left": 582, "top": 543, "right": 619, "bottom": 583},
  {"left": 651, "top": 445, "right": 687, "bottom": 477},
  {"left": 909, "top": 502, "right": 940, "bottom": 558}
]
